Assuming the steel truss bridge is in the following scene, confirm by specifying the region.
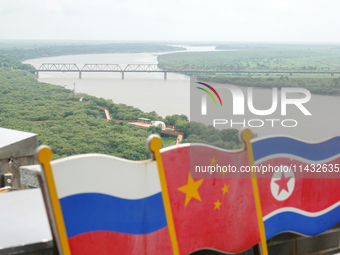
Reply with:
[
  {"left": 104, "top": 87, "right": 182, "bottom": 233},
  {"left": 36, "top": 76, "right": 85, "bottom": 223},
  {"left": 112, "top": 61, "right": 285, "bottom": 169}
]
[{"left": 35, "top": 63, "right": 340, "bottom": 80}]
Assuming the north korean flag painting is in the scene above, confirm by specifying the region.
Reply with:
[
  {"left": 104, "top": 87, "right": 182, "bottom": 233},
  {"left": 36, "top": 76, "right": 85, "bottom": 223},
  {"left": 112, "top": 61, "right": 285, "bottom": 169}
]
[
  {"left": 160, "top": 143, "right": 261, "bottom": 254},
  {"left": 252, "top": 135, "right": 340, "bottom": 240}
]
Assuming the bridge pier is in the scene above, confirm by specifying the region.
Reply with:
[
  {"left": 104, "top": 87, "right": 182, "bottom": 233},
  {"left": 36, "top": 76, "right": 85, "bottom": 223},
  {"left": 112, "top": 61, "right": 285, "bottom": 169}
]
[
  {"left": 290, "top": 72, "right": 293, "bottom": 76},
  {"left": 164, "top": 72, "right": 167, "bottom": 80},
  {"left": 36, "top": 71, "right": 39, "bottom": 78},
  {"left": 331, "top": 72, "right": 334, "bottom": 76},
  {"left": 122, "top": 72, "right": 124, "bottom": 80},
  {"left": 79, "top": 71, "right": 82, "bottom": 79}
]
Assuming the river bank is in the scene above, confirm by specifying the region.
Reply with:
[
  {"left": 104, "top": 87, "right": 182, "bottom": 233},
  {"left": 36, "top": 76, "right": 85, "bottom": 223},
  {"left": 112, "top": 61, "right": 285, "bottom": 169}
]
[{"left": 0, "top": 55, "right": 245, "bottom": 157}]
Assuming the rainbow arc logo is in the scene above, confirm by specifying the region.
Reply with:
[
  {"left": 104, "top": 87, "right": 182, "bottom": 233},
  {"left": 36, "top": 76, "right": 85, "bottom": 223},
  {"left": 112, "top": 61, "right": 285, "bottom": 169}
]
[{"left": 196, "top": 82, "right": 222, "bottom": 115}]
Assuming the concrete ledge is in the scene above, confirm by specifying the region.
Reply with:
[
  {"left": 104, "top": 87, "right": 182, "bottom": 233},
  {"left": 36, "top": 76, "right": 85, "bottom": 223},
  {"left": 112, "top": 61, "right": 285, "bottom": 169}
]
[
  {"left": 19, "top": 165, "right": 42, "bottom": 188},
  {"left": 0, "top": 240, "right": 54, "bottom": 255},
  {"left": 0, "top": 189, "right": 52, "bottom": 252}
]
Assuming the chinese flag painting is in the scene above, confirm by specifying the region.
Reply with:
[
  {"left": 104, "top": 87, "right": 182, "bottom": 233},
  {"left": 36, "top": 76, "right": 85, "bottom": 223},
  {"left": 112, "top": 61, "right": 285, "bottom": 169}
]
[{"left": 160, "top": 144, "right": 261, "bottom": 254}]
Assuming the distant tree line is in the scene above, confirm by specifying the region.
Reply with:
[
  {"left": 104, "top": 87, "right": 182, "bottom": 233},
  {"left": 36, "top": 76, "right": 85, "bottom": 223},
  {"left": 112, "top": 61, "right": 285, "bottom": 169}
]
[
  {"left": 0, "top": 43, "right": 185, "bottom": 61},
  {"left": 158, "top": 49, "right": 340, "bottom": 95}
]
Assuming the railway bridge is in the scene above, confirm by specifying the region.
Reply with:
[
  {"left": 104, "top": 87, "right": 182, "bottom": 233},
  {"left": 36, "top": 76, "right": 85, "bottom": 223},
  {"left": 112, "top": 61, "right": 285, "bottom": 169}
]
[{"left": 35, "top": 63, "right": 340, "bottom": 80}]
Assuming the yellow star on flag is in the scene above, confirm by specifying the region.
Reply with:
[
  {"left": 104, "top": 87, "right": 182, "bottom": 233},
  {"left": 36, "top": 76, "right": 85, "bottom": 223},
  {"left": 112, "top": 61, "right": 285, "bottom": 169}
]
[
  {"left": 214, "top": 199, "right": 222, "bottom": 210},
  {"left": 210, "top": 156, "right": 217, "bottom": 166},
  {"left": 178, "top": 172, "right": 204, "bottom": 207},
  {"left": 222, "top": 184, "right": 229, "bottom": 195}
]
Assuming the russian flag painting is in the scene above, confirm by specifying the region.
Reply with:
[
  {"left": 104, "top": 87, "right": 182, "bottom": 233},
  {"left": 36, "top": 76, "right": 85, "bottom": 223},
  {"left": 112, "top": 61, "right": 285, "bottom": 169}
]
[
  {"left": 37, "top": 150, "right": 172, "bottom": 255},
  {"left": 252, "top": 135, "right": 340, "bottom": 240}
]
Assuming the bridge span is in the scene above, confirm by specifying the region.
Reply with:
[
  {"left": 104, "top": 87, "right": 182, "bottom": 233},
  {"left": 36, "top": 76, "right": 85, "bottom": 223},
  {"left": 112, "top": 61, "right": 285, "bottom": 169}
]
[
  {"left": 36, "top": 63, "right": 170, "bottom": 79},
  {"left": 35, "top": 63, "right": 340, "bottom": 80}
]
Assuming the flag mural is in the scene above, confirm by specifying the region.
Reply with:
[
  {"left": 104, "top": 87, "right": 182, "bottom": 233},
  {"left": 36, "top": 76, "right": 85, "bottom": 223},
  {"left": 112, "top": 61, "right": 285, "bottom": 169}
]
[
  {"left": 38, "top": 132, "right": 266, "bottom": 255},
  {"left": 252, "top": 136, "right": 340, "bottom": 240},
  {"left": 37, "top": 148, "right": 173, "bottom": 255},
  {"left": 157, "top": 142, "right": 262, "bottom": 254},
  {"left": 36, "top": 130, "right": 340, "bottom": 255}
]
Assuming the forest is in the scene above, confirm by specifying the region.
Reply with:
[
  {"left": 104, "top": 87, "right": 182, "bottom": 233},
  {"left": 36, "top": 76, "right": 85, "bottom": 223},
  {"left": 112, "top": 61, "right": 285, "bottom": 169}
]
[
  {"left": 158, "top": 46, "right": 340, "bottom": 95},
  {"left": 0, "top": 43, "right": 185, "bottom": 61},
  {"left": 0, "top": 55, "right": 242, "bottom": 160}
]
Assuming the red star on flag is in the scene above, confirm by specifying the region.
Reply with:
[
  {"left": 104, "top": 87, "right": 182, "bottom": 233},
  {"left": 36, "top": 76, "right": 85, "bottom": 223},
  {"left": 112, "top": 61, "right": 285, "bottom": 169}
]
[{"left": 274, "top": 172, "right": 291, "bottom": 196}]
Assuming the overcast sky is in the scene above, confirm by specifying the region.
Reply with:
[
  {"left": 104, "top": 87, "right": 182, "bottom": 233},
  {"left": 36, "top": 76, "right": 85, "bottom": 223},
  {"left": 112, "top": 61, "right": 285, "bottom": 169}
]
[{"left": 1, "top": 0, "right": 339, "bottom": 42}]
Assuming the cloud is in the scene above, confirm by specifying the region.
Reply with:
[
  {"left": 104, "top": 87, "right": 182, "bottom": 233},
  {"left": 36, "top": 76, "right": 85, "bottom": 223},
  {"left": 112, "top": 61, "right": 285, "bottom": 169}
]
[{"left": 0, "top": 0, "right": 340, "bottom": 41}]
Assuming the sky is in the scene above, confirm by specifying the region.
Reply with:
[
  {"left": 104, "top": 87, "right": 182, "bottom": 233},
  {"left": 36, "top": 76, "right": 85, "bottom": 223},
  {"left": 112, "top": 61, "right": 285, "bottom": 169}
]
[{"left": 1, "top": 0, "right": 340, "bottom": 42}]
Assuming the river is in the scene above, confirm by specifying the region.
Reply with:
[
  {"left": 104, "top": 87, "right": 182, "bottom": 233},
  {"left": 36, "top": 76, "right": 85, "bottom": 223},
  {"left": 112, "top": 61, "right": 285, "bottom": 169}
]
[{"left": 24, "top": 46, "right": 340, "bottom": 141}]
